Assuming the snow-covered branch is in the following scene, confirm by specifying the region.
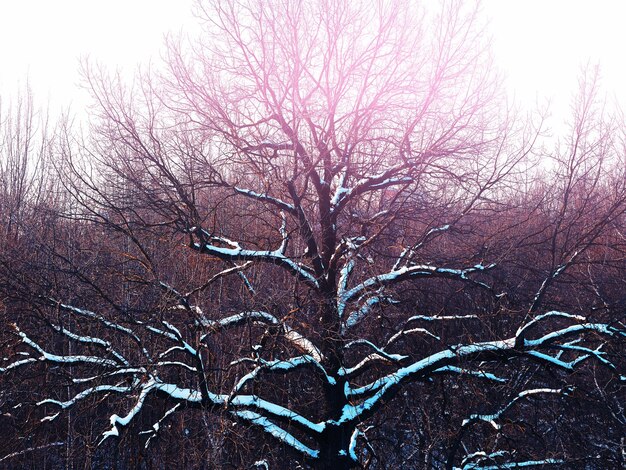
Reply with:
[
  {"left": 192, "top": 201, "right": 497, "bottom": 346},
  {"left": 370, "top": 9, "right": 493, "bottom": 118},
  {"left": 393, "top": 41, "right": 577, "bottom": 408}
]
[
  {"left": 461, "top": 388, "right": 567, "bottom": 430},
  {"left": 49, "top": 300, "right": 151, "bottom": 361},
  {"left": 7, "top": 300, "right": 621, "bottom": 465},
  {"left": 190, "top": 230, "right": 318, "bottom": 287},
  {"left": 455, "top": 456, "right": 565, "bottom": 470},
  {"left": 233, "top": 187, "right": 297, "bottom": 214},
  {"left": 139, "top": 403, "right": 181, "bottom": 448},
  {"left": 529, "top": 250, "right": 581, "bottom": 314},
  {"left": 406, "top": 314, "right": 479, "bottom": 322},
  {"left": 100, "top": 380, "right": 155, "bottom": 443},
  {"left": 0, "top": 442, "right": 65, "bottom": 464},
  {"left": 200, "top": 311, "right": 323, "bottom": 362},
  {"left": 516, "top": 310, "right": 586, "bottom": 347},
  {"left": 233, "top": 410, "right": 319, "bottom": 459},
  {"left": 333, "top": 321, "right": 624, "bottom": 426},
  {"left": 39, "top": 385, "right": 133, "bottom": 421},
  {"left": 50, "top": 323, "right": 130, "bottom": 366},
  {"left": 230, "top": 355, "right": 335, "bottom": 397},
  {"left": 392, "top": 224, "right": 451, "bottom": 271},
  {"left": 330, "top": 164, "right": 413, "bottom": 213},
  {"left": 430, "top": 366, "right": 506, "bottom": 383},
  {"left": 342, "top": 293, "right": 399, "bottom": 330},
  {"left": 338, "top": 263, "right": 493, "bottom": 327},
  {"left": 0, "top": 356, "right": 37, "bottom": 373},
  {"left": 16, "top": 326, "right": 120, "bottom": 369}
]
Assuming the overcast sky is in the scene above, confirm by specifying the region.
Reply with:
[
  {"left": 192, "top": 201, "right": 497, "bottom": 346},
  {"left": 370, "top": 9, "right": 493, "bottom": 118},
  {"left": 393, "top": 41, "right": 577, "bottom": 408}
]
[
  {"left": 484, "top": 0, "right": 626, "bottom": 120},
  {"left": 1, "top": 0, "right": 625, "bottom": 122},
  {"left": 0, "top": 0, "right": 196, "bottom": 110}
]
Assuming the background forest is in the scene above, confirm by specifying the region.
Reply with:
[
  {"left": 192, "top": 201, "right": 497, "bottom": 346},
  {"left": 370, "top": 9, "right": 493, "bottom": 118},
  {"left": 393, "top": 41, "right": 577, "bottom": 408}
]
[{"left": 0, "top": 1, "right": 625, "bottom": 469}]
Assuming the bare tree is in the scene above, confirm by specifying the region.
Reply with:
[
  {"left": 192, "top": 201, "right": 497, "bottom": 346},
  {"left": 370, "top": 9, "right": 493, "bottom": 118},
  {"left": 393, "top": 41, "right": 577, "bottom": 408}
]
[
  {"left": 0, "top": 89, "right": 54, "bottom": 244},
  {"left": 1, "top": 1, "right": 624, "bottom": 469}
]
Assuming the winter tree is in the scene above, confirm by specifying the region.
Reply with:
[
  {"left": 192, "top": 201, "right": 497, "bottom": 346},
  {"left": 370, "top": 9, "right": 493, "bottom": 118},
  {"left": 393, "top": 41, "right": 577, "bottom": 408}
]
[{"left": 1, "top": 1, "right": 624, "bottom": 468}]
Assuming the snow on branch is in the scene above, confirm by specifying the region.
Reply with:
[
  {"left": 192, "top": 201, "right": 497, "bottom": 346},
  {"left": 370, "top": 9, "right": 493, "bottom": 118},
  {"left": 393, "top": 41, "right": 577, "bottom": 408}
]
[
  {"left": 136, "top": 373, "right": 325, "bottom": 439},
  {"left": 0, "top": 442, "right": 65, "bottom": 464},
  {"left": 455, "top": 458, "right": 565, "bottom": 469},
  {"left": 233, "top": 410, "right": 320, "bottom": 459},
  {"left": 227, "top": 395, "right": 325, "bottom": 434},
  {"left": 53, "top": 302, "right": 138, "bottom": 338},
  {"left": 97, "top": 381, "right": 205, "bottom": 446},
  {"left": 2, "top": 305, "right": 326, "bottom": 457},
  {"left": 0, "top": 356, "right": 37, "bottom": 373},
  {"left": 50, "top": 323, "right": 130, "bottom": 366},
  {"left": 147, "top": 374, "right": 328, "bottom": 449},
  {"left": 200, "top": 311, "right": 323, "bottom": 362},
  {"left": 340, "top": 339, "right": 408, "bottom": 378},
  {"left": 523, "top": 322, "right": 625, "bottom": 347},
  {"left": 190, "top": 227, "right": 318, "bottom": 287},
  {"left": 337, "top": 259, "right": 355, "bottom": 299},
  {"left": 72, "top": 368, "right": 145, "bottom": 384},
  {"left": 430, "top": 366, "right": 506, "bottom": 383},
  {"left": 278, "top": 210, "right": 289, "bottom": 254},
  {"left": 330, "top": 164, "right": 413, "bottom": 213},
  {"left": 201, "top": 310, "right": 280, "bottom": 334},
  {"left": 152, "top": 382, "right": 204, "bottom": 403},
  {"left": 348, "top": 427, "right": 363, "bottom": 462},
  {"left": 229, "top": 355, "right": 336, "bottom": 398},
  {"left": 461, "top": 388, "right": 568, "bottom": 430},
  {"left": 334, "top": 321, "right": 624, "bottom": 426},
  {"left": 340, "top": 352, "right": 407, "bottom": 380},
  {"left": 50, "top": 300, "right": 151, "bottom": 360},
  {"left": 392, "top": 224, "right": 451, "bottom": 271},
  {"left": 100, "top": 380, "right": 155, "bottom": 443},
  {"left": 456, "top": 446, "right": 567, "bottom": 469},
  {"left": 557, "top": 343, "right": 623, "bottom": 378},
  {"left": 12, "top": 312, "right": 619, "bottom": 456},
  {"left": 405, "top": 314, "right": 479, "bottom": 322},
  {"left": 344, "top": 339, "right": 408, "bottom": 362},
  {"left": 515, "top": 310, "right": 586, "bottom": 346},
  {"left": 38, "top": 385, "right": 133, "bottom": 421},
  {"left": 233, "top": 187, "right": 296, "bottom": 213},
  {"left": 139, "top": 403, "right": 181, "bottom": 448},
  {"left": 15, "top": 327, "right": 120, "bottom": 369},
  {"left": 525, "top": 350, "right": 591, "bottom": 370},
  {"left": 338, "top": 263, "right": 493, "bottom": 327},
  {"left": 150, "top": 321, "right": 197, "bottom": 356},
  {"left": 342, "top": 293, "right": 399, "bottom": 330},
  {"left": 341, "top": 263, "right": 494, "bottom": 305},
  {"left": 458, "top": 450, "right": 510, "bottom": 469},
  {"left": 387, "top": 327, "right": 440, "bottom": 344}
]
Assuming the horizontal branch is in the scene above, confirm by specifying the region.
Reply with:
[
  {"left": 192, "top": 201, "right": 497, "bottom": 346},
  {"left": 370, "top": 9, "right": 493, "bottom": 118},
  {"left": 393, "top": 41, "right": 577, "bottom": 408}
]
[
  {"left": 190, "top": 239, "right": 318, "bottom": 287},
  {"left": 230, "top": 355, "right": 336, "bottom": 397},
  {"left": 461, "top": 388, "right": 566, "bottom": 430},
  {"left": 233, "top": 187, "right": 296, "bottom": 213},
  {"left": 232, "top": 410, "right": 319, "bottom": 459},
  {"left": 455, "top": 458, "right": 566, "bottom": 470},
  {"left": 334, "top": 321, "right": 623, "bottom": 426},
  {"left": 339, "top": 263, "right": 493, "bottom": 319},
  {"left": 200, "top": 311, "right": 323, "bottom": 362}
]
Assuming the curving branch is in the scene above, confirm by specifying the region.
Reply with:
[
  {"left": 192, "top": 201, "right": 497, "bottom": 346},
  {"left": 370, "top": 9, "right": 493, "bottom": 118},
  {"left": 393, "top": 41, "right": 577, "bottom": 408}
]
[{"left": 189, "top": 229, "right": 319, "bottom": 287}]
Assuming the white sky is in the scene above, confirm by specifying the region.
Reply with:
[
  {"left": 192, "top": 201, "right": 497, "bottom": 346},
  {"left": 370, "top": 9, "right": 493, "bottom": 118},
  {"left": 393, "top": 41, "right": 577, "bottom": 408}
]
[
  {"left": 484, "top": 0, "right": 626, "bottom": 121},
  {"left": 1, "top": 0, "right": 625, "bottom": 122},
  {"left": 0, "top": 0, "right": 196, "bottom": 110}
]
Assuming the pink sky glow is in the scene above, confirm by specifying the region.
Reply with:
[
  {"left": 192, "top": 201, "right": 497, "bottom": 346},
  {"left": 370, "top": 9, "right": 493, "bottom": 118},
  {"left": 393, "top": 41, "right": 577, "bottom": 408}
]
[{"left": 0, "top": 0, "right": 625, "bottom": 122}]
